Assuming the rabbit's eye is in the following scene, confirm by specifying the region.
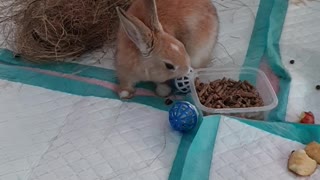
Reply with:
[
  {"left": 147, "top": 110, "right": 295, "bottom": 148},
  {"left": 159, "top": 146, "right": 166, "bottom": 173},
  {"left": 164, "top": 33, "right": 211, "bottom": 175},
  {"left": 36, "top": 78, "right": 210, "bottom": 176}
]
[{"left": 164, "top": 62, "right": 175, "bottom": 70}]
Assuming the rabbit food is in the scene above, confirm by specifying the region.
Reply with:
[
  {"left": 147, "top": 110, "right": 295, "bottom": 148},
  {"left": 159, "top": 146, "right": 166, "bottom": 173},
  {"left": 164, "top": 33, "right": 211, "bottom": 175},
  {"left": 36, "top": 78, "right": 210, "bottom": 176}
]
[
  {"left": 287, "top": 141, "right": 320, "bottom": 177},
  {"left": 288, "top": 149, "right": 317, "bottom": 176},
  {"left": 195, "top": 77, "right": 264, "bottom": 109},
  {"left": 305, "top": 141, "right": 320, "bottom": 164}
]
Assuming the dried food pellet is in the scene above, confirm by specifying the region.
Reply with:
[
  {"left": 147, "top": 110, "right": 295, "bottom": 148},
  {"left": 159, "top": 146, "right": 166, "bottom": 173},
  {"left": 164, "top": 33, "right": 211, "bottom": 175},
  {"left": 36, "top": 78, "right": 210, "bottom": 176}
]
[
  {"left": 316, "top": 85, "right": 320, "bottom": 90},
  {"left": 234, "top": 104, "right": 241, "bottom": 108},
  {"left": 289, "top": 60, "right": 295, "bottom": 64},
  {"left": 165, "top": 98, "right": 173, "bottom": 105},
  {"left": 195, "top": 77, "right": 264, "bottom": 110}
]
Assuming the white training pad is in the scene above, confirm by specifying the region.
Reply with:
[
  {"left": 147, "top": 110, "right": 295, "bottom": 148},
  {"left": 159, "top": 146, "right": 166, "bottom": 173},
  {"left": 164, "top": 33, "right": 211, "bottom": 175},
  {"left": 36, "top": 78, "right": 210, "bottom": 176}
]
[
  {"left": 280, "top": 0, "right": 320, "bottom": 123},
  {"left": 1, "top": 0, "right": 320, "bottom": 179},
  {"left": 27, "top": 95, "right": 181, "bottom": 180},
  {"left": 0, "top": 80, "right": 78, "bottom": 180},
  {"left": 0, "top": 1, "right": 259, "bottom": 179},
  {"left": 0, "top": 80, "right": 181, "bottom": 180},
  {"left": 210, "top": 116, "right": 320, "bottom": 180}
]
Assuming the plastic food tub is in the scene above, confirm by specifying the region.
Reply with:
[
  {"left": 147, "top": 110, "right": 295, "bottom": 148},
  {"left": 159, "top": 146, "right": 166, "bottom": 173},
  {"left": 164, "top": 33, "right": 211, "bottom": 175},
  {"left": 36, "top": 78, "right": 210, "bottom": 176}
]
[{"left": 189, "top": 67, "right": 278, "bottom": 120}]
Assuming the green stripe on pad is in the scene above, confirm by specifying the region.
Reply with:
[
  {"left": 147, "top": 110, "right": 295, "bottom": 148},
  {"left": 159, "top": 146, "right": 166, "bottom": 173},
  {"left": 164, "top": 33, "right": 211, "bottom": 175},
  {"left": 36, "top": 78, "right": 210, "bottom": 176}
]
[
  {"left": 239, "top": 0, "right": 274, "bottom": 84},
  {"left": 169, "top": 115, "right": 220, "bottom": 180},
  {"left": 264, "top": 0, "right": 291, "bottom": 121},
  {"left": 239, "top": 118, "right": 320, "bottom": 144},
  {"left": 0, "top": 49, "right": 156, "bottom": 91},
  {"left": 239, "top": 0, "right": 290, "bottom": 122},
  {"left": 180, "top": 116, "right": 220, "bottom": 180},
  {"left": 0, "top": 63, "right": 177, "bottom": 111}
]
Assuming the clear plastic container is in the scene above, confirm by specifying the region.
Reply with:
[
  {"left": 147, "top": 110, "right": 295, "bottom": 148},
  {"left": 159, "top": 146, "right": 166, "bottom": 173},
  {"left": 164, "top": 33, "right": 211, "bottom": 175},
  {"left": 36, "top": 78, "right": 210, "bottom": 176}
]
[{"left": 189, "top": 67, "right": 278, "bottom": 120}]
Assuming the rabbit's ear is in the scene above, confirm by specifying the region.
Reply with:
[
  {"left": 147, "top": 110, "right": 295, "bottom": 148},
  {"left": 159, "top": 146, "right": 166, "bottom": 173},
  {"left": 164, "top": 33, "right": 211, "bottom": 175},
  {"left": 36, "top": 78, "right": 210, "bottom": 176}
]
[
  {"left": 116, "top": 7, "right": 154, "bottom": 56},
  {"left": 143, "top": 0, "right": 162, "bottom": 32}
]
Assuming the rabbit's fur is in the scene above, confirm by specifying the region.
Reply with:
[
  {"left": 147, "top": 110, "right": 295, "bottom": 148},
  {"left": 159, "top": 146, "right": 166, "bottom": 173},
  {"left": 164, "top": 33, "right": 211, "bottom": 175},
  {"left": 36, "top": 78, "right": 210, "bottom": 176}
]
[{"left": 115, "top": 0, "right": 218, "bottom": 99}]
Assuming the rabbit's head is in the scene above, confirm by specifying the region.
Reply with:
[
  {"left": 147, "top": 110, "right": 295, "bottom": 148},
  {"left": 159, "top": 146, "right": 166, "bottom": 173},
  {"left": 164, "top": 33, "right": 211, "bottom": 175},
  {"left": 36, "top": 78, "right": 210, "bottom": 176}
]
[{"left": 116, "top": 0, "right": 191, "bottom": 82}]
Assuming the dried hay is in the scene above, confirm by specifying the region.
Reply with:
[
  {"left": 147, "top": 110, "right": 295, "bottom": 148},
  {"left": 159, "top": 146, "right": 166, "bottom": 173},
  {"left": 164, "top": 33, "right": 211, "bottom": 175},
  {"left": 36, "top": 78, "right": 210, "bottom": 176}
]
[{"left": 0, "top": 0, "right": 131, "bottom": 62}]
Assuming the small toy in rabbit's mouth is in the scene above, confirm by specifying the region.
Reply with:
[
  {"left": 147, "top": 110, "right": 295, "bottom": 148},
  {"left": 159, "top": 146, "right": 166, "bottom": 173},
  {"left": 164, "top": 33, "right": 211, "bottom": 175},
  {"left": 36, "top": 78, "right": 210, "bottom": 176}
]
[
  {"left": 174, "top": 76, "right": 190, "bottom": 93},
  {"left": 173, "top": 69, "right": 193, "bottom": 93}
]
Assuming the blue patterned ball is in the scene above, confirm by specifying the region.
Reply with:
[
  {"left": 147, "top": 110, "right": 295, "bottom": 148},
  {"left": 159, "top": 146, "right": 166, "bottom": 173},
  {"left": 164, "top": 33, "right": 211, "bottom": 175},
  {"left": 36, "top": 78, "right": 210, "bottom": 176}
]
[{"left": 169, "top": 101, "right": 199, "bottom": 132}]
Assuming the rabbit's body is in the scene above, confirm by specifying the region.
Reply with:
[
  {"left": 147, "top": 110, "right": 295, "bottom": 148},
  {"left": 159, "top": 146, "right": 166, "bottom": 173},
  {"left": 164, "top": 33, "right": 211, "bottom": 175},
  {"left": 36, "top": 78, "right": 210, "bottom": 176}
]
[{"left": 115, "top": 0, "right": 218, "bottom": 99}]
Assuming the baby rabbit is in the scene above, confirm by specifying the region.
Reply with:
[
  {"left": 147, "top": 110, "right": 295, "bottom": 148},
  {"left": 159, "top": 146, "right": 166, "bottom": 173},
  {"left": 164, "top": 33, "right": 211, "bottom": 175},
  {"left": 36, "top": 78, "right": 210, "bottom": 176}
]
[{"left": 115, "top": 0, "right": 218, "bottom": 99}]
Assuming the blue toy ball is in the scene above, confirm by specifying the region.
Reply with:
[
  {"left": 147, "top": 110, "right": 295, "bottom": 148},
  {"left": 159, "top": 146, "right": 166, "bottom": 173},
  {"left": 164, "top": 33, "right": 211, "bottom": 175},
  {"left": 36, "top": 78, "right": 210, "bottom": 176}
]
[{"left": 169, "top": 101, "right": 199, "bottom": 132}]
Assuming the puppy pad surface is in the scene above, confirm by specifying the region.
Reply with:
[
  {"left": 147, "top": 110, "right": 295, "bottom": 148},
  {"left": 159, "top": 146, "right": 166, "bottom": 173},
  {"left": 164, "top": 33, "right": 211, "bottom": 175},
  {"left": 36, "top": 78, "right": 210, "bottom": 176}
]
[{"left": 209, "top": 117, "right": 320, "bottom": 180}]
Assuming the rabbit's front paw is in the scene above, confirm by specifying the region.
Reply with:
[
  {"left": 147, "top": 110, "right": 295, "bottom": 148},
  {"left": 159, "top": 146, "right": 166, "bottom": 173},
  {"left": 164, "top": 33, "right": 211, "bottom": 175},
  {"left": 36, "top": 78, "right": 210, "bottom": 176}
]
[
  {"left": 118, "top": 89, "right": 135, "bottom": 99},
  {"left": 156, "top": 83, "right": 171, "bottom": 97}
]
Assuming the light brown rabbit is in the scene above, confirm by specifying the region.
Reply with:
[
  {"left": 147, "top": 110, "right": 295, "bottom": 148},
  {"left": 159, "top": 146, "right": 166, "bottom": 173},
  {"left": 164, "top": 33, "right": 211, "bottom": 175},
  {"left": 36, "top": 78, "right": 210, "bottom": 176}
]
[{"left": 115, "top": 0, "right": 218, "bottom": 99}]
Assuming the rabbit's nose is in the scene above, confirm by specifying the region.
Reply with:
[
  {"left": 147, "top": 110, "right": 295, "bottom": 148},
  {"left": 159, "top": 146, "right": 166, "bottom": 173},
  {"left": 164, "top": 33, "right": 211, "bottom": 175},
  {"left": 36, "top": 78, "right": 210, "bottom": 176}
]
[{"left": 181, "top": 67, "right": 192, "bottom": 77}]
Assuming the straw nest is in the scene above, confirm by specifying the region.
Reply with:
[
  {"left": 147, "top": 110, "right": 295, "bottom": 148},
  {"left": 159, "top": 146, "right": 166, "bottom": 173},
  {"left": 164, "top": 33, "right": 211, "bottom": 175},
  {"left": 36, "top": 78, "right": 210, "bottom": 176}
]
[{"left": 0, "top": 0, "right": 131, "bottom": 62}]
